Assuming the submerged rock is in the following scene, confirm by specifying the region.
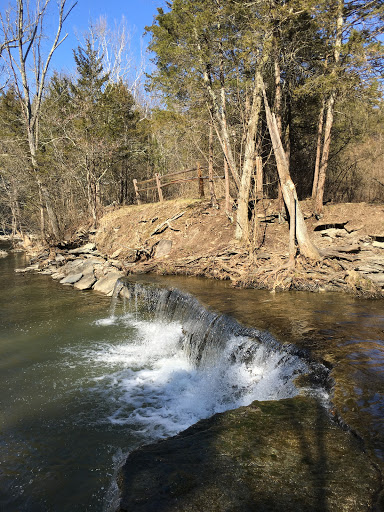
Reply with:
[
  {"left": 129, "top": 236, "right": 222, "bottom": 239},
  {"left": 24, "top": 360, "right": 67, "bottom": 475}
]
[
  {"left": 119, "top": 397, "right": 382, "bottom": 512},
  {"left": 0, "top": 250, "right": 8, "bottom": 258}
]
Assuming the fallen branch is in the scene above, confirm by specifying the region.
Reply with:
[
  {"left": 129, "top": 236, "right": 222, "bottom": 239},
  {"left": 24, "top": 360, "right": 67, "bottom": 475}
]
[{"left": 151, "top": 212, "right": 185, "bottom": 236}]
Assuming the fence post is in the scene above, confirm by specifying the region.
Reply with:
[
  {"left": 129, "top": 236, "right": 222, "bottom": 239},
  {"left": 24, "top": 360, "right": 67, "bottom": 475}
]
[
  {"left": 133, "top": 179, "right": 141, "bottom": 205},
  {"left": 197, "top": 162, "right": 205, "bottom": 198},
  {"left": 155, "top": 173, "right": 164, "bottom": 202}
]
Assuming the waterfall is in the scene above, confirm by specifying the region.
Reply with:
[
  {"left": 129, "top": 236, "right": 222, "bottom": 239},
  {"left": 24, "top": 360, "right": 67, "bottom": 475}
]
[{"left": 109, "top": 278, "right": 330, "bottom": 408}]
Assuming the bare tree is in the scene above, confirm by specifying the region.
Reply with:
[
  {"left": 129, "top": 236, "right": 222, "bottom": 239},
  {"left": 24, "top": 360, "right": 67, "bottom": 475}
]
[{"left": 1, "top": 0, "right": 76, "bottom": 240}]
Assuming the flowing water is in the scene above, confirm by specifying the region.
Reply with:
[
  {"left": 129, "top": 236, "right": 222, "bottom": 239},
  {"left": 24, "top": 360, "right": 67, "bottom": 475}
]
[{"left": 1, "top": 246, "right": 383, "bottom": 511}]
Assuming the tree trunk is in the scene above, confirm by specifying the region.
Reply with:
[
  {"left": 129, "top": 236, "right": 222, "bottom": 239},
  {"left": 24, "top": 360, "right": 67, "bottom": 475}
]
[
  {"left": 208, "top": 123, "right": 217, "bottom": 206},
  {"left": 235, "top": 73, "right": 263, "bottom": 241},
  {"left": 314, "top": 0, "right": 343, "bottom": 215},
  {"left": 314, "top": 94, "right": 335, "bottom": 215},
  {"left": 262, "top": 82, "right": 320, "bottom": 261},
  {"left": 312, "top": 100, "right": 325, "bottom": 199}
]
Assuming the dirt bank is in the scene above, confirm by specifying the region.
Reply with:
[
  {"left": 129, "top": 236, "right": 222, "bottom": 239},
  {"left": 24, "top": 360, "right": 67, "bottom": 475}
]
[{"left": 95, "top": 198, "right": 384, "bottom": 298}]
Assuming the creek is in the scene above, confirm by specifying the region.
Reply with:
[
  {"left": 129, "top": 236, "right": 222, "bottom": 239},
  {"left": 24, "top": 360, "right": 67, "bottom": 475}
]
[{"left": 0, "top": 245, "right": 383, "bottom": 511}]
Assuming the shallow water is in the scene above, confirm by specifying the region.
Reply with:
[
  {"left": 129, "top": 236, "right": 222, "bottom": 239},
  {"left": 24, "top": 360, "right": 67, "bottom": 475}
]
[
  {"left": 0, "top": 249, "right": 383, "bottom": 511},
  {"left": 0, "top": 249, "right": 310, "bottom": 511}
]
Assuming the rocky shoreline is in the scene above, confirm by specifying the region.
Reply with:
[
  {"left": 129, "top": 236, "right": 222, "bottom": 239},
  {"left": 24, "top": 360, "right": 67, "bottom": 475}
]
[
  {"left": 9, "top": 201, "right": 384, "bottom": 300},
  {"left": 14, "top": 242, "right": 125, "bottom": 296}
]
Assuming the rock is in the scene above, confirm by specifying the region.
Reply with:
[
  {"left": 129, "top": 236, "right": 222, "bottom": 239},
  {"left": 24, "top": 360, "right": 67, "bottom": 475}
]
[
  {"left": 68, "top": 243, "right": 96, "bottom": 255},
  {"left": 14, "top": 264, "right": 39, "bottom": 273},
  {"left": 366, "top": 273, "right": 384, "bottom": 287},
  {"left": 0, "top": 250, "right": 8, "bottom": 258},
  {"left": 153, "top": 239, "right": 173, "bottom": 258},
  {"left": 74, "top": 272, "right": 97, "bottom": 290},
  {"left": 372, "top": 241, "right": 384, "bottom": 249},
  {"left": 314, "top": 222, "right": 348, "bottom": 232},
  {"left": 320, "top": 228, "right": 348, "bottom": 238},
  {"left": 93, "top": 271, "right": 124, "bottom": 295},
  {"left": 111, "top": 249, "right": 122, "bottom": 259},
  {"left": 51, "top": 272, "right": 66, "bottom": 280},
  {"left": 124, "top": 248, "right": 137, "bottom": 263},
  {"left": 61, "top": 259, "right": 85, "bottom": 275},
  {"left": 109, "top": 259, "right": 123, "bottom": 269},
  {"left": 370, "top": 234, "right": 384, "bottom": 242},
  {"left": 119, "top": 397, "right": 381, "bottom": 512},
  {"left": 355, "top": 265, "right": 382, "bottom": 274},
  {"left": 60, "top": 272, "right": 83, "bottom": 285},
  {"left": 55, "top": 254, "right": 66, "bottom": 263}
]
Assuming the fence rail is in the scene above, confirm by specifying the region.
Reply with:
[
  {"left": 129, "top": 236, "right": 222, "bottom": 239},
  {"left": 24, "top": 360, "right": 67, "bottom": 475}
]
[{"left": 133, "top": 163, "right": 224, "bottom": 205}]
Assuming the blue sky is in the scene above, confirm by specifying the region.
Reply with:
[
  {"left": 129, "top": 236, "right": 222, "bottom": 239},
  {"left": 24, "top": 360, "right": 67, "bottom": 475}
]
[
  {"left": 56, "top": 0, "right": 165, "bottom": 72},
  {"left": 0, "top": 0, "right": 165, "bottom": 74}
]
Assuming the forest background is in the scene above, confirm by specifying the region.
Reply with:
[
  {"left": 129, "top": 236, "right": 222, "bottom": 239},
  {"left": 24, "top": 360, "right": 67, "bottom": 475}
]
[{"left": 0, "top": 0, "right": 383, "bottom": 256}]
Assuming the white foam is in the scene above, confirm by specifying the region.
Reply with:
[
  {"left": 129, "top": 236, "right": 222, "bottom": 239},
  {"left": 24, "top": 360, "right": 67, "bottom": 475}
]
[{"left": 74, "top": 316, "right": 307, "bottom": 442}]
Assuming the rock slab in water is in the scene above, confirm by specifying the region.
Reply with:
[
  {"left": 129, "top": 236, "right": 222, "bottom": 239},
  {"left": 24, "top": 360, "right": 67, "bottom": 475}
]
[
  {"left": 93, "top": 271, "right": 124, "bottom": 295},
  {"left": 74, "top": 272, "right": 97, "bottom": 290},
  {"left": 60, "top": 272, "right": 83, "bottom": 285},
  {"left": 119, "top": 397, "right": 382, "bottom": 512}
]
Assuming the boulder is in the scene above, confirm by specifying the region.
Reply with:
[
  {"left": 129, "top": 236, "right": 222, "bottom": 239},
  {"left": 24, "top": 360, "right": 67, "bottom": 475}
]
[{"left": 93, "top": 271, "right": 124, "bottom": 295}]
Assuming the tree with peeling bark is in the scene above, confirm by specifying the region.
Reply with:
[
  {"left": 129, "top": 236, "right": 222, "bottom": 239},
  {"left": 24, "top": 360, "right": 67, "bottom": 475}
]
[{"left": 0, "top": 0, "right": 76, "bottom": 240}]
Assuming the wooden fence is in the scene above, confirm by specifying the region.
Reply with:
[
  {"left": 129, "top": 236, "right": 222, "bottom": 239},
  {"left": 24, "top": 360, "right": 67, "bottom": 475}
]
[{"left": 133, "top": 163, "right": 225, "bottom": 205}]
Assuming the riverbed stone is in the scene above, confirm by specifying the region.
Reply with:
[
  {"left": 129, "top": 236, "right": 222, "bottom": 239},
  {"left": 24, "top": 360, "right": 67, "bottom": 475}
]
[
  {"left": 0, "top": 250, "right": 8, "bottom": 258},
  {"left": 119, "top": 397, "right": 382, "bottom": 512},
  {"left": 60, "top": 272, "right": 83, "bottom": 285},
  {"left": 93, "top": 271, "right": 124, "bottom": 295}
]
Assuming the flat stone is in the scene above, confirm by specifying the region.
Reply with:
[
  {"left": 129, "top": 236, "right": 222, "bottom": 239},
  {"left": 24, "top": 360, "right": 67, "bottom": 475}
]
[
  {"left": 366, "top": 273, "right": 384, "bottom": 286},
  {"left": 93, "top": 271, "right": 124, "bottom": 295},
  {"left": 320, "top": 228, "right": 348, "bottom": 238},
  {"left": 68, "top": 243, "right": 96, "bottom": 255},
  {"left": 74, "top": 273, "right": 97, "bottom": 290},
  {"left": 356, "top": 265, "right": 382, "bottom": 274},
  {"left": 372, "top": 241, "right": 384, "bottom": 249},
  {"left": 0, "top": 250, "right": 8, "bottom": 258},
  {"left": 55, "top": 254, "right": 66, "bottom": 263},
  {"left": 119, "top": 397, "right": 381, "bottom": 512},
  {"left": 153, "top": 239, "right": 173, "bottom": 258},
  {"left": 14, "top": 264, "right": 39, "bottom": 273},
  {"left": 51, "top": 272, "right": 66, "bottom": 280},
  {"left": 60, "top": 272, "right": 83, "bottom": 285}
]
